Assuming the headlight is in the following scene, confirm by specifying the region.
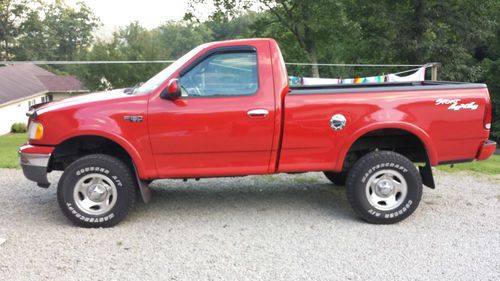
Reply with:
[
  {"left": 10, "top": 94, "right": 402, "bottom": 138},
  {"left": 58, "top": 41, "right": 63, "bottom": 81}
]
[{"left": 28, "top": 122, "right": 44, "bottom": 140}]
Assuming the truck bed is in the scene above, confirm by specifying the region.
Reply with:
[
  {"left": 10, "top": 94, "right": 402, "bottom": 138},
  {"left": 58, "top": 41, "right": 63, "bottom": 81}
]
[{"left": 280, "top": 80, "right": 491, "bottom": 173}]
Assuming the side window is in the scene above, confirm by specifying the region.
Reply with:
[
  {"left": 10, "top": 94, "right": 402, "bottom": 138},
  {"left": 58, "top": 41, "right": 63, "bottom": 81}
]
[{"left": 179, "top": 52, "right": 258, "bottom": 97}]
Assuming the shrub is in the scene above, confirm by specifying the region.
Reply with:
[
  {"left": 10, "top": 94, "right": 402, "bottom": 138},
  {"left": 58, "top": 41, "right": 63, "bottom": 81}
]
[{"left": 11, "top": 122, "right": 27, "bottom": 133}]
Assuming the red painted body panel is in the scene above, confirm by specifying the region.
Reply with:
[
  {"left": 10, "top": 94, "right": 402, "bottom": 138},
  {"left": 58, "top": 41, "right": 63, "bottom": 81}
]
[
  {"left": 31, "top": 90, "right": 157, "bottom": 179},
  {"left": 279, "top": 88, "right": 491, "bottom": 172},
  {"left": 18, "top": 144, "right": 54, "bottom": 155},
  {"left": 22, "top": 38, "right": 494, "bottom": 181},
  {"left": 268, "top": 40, "right": 289, "bottom": 173}
]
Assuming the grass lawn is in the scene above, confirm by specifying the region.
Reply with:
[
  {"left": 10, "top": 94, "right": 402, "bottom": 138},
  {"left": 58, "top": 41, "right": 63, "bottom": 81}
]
[
  {"left": 0, "top": 133, "right": 27, "bottom": 168},
  {"left": 436, "top": 154, "right": 500, "bottom": 175}
]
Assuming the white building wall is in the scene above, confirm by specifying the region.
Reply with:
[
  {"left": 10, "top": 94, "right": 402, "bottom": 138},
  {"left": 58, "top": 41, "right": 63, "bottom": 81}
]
[
  {"left": 0, "top": 93, "right": 47, "bottom": 135},
  {"left": 52, "top": 92, "right": 72, "bottom": 101}
]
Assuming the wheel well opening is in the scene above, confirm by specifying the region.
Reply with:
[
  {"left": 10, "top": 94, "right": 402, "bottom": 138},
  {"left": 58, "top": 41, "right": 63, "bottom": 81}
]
[
  {"left": 49, "top": 136, "right": 133, "bottom": 172},
  {"left": 342, "top": 129, "right": 429, "bottom": 171}
]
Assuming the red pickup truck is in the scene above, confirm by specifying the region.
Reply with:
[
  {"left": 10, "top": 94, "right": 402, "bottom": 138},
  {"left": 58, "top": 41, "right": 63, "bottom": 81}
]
[{"left": 19, "top": 38, "right": 496, "bottom": 227}]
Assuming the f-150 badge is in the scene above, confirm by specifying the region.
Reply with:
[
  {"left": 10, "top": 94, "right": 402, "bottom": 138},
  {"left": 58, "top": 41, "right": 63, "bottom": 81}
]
[{"left": 435, "top": 99, "right": 478, "bottom": 111}]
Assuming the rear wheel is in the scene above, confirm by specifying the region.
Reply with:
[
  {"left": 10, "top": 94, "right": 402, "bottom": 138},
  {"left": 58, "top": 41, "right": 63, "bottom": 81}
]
[
  {"left": 57, "top": 154, "right": 136, "bottom": 227},
  {"left": 323, "top": 171, "right": 347, "bottom": 186},
  {"left": 345, "top": 151, "right": 422, "bottom": 224}
]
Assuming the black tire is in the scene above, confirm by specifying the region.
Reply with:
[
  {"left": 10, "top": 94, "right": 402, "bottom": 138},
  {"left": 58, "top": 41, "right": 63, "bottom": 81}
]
[
  {"left": 346, "top": 151, "right": 422, "bottom": 224},
  {"left": 323, "top": 171, "right": 347, "bottom": 186},
  {"left": 57, "top": 154, "right": 136, "bottom": 227}
]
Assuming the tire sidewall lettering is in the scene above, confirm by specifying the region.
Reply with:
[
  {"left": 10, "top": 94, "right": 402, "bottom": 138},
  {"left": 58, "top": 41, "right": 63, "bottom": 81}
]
[
  {"left": 66, "top": 202, "right": 115, "bottom": 222},
  {"left": 361, "top": 162, "right": 408, "bottom": 183}
]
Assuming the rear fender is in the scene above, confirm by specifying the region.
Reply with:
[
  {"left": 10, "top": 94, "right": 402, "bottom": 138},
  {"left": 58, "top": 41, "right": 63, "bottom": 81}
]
[{"left": 336, "top": 122, "right": 438, "bottom": 171}]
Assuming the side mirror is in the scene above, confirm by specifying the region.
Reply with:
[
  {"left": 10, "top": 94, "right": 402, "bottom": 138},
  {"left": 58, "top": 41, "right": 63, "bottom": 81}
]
[{"left": 160, "top": 79, "right": 181, "bottom": 100}]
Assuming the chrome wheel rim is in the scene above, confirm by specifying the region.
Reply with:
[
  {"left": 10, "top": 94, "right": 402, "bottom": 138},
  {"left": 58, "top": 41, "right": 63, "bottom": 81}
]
[
  {"left": 73, "top": 173, "right": 117, "bottom": 215},
  {"left": 365, "top": 169, "right": 407, "bottom": 211}
]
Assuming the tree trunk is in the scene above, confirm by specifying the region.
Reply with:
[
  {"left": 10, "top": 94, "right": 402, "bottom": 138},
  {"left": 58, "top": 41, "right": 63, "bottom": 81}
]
[
  {"left": 409, "top": 0, "right": 426, "bottom": 62},
  {"left": 1, "top": 39, "right": 7, "bottom": 60},
  {"left": 304, "top": 24, "right": 319, "bottom": 77},
  {"left": 307, "top": 44, "right": 320, "bottom": 78},
  {"left": 266, "top": 1, "right": 320, "bottom": 77}
]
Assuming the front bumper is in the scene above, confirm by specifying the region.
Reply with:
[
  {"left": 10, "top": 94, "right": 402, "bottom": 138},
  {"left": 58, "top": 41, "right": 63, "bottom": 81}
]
[
  {"left": 476, "top": 140, "right": 497, "bottom": 161},
  {"left": 19, "top": 144, "right": 54, "bottom": 188}
]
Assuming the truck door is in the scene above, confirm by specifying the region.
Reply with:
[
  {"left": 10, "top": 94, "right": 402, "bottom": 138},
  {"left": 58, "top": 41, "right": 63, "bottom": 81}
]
[{"left": 148, "top": 43, "right": 276, "bottom": 178}]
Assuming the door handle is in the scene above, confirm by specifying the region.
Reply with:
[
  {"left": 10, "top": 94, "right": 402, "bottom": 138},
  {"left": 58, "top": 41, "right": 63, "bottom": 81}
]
[{"left": 247, "top": 109, "right": 269, "bottom": 118}]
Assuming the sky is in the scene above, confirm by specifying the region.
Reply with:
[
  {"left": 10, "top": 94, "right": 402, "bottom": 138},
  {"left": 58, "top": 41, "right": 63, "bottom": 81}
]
[{"left": 59, "top": 0, "right": 213, "bottom": 38}]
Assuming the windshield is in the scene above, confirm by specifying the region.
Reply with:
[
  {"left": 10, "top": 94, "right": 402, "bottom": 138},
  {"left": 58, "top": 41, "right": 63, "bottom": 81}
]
[{"left": 134, "top": 44, "right": 206, "bottom": 94}]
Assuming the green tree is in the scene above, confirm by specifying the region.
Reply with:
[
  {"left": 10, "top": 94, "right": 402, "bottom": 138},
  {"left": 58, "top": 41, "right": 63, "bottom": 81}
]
[
  {"left": 156, "top": 21, "right": 213, "bottom": 58},
  {"left": 481, "top": 25, "right": 500, "bottom": 141},
  {"left": 77, "top": 22, "right": 165, "bottom": 89},
  {"left": 345, "top": 0, "right": 499, "bottom": 139},
  {"left": 186, "top": 0, "right": 355, "bottom": 77},
  {"left": 346, "top": 0, "right": 498, "bottom": 81},
  {"left": 78, "top": 21, "right": 213, "bottom": 90},
  {"left": 0, "top": 0, "right": 37, "bottom": 60},
  {"left": 14, "top": 0, "right": 99, "bottom": 61},
  {"left": 44, "top": 0, "right": 99, "bottom": 60},
  {"left": 205, "top": 12, "right": 256, "bottom": 40}
]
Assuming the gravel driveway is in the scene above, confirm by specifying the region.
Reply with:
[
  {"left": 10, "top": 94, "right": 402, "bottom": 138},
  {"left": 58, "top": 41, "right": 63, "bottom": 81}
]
[{"left": 0, "top": 169, "right": 499, "bottom": 280}]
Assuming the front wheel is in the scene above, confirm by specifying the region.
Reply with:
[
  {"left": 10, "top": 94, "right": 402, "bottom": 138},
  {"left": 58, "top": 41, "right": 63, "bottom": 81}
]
[
  {"left": 346, "top": 151, "right": 422, "bottom": 224},
  {"left": 57, "top": 154, "right": 136, "bottom": 227}
]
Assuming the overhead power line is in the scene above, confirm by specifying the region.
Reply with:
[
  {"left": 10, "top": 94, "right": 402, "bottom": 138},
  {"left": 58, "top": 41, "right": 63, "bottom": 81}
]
[
  {"left": 0, "top": 60, "right": 176, "bottom": 65},
  {"left": 285, "top": 62, "right": 426, "bottom": 67},
  {"left": 0, "top": 60, "right": 428, "bottom": 67}
]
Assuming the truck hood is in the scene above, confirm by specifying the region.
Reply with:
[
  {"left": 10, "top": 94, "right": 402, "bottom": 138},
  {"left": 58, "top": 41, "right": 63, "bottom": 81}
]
[{"left": 36, "top": 89, "right": 130, "bottom": 115}]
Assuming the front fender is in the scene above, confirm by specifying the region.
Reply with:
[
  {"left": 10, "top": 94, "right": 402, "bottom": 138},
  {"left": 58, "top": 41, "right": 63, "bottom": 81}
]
[{"left": 58, "top": 130, "right": 155, "bottom": 179}]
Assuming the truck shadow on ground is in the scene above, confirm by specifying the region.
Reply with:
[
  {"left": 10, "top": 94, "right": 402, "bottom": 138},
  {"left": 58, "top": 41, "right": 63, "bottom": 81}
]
[
  {"left": 26, "top": 173, "right": 358, "bottom": 225},
  {"left": 128, "top": 175, "right": 357, "bottom": 223}
]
